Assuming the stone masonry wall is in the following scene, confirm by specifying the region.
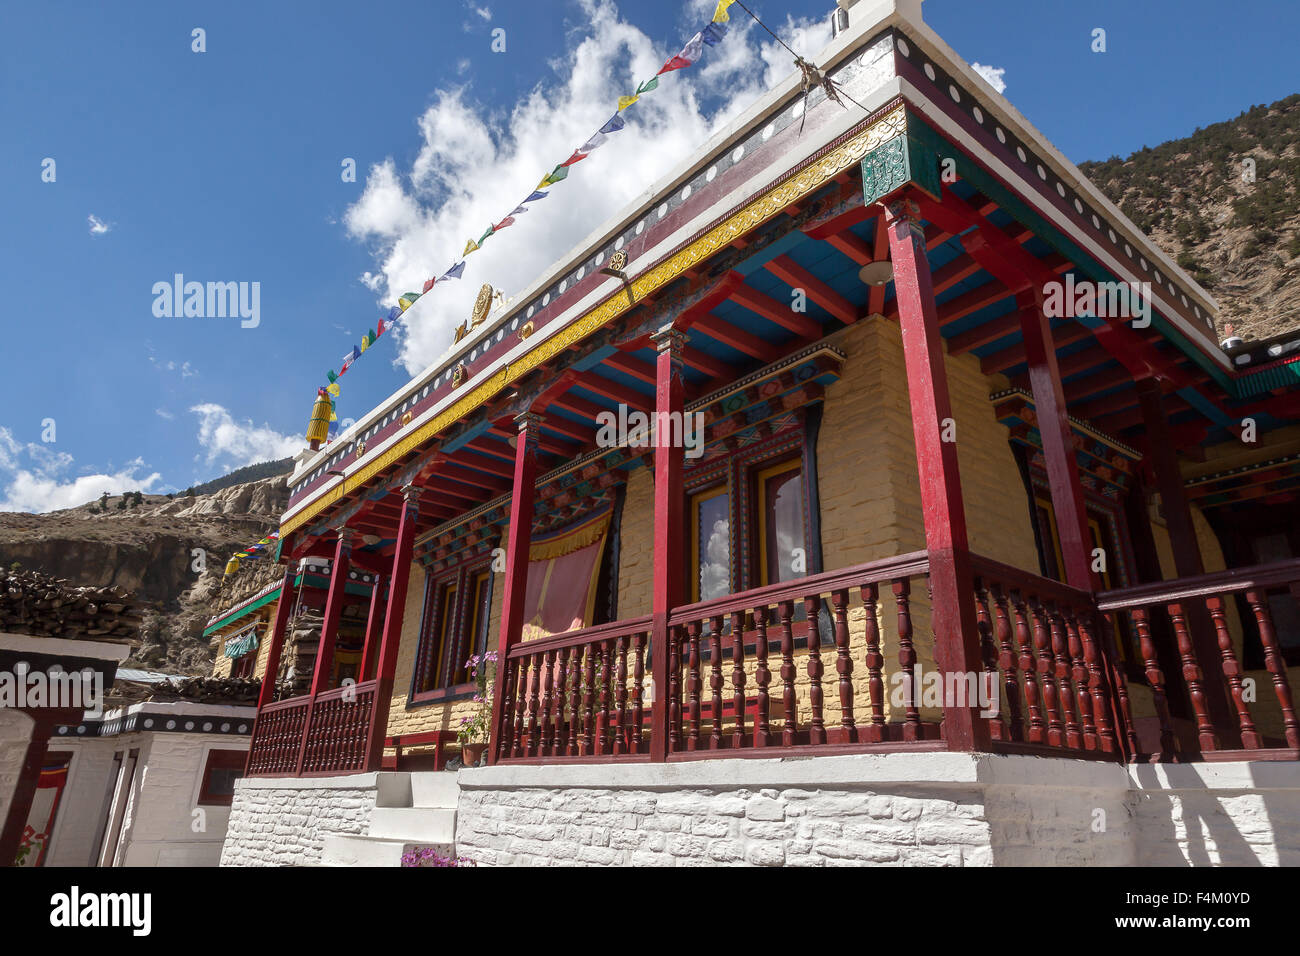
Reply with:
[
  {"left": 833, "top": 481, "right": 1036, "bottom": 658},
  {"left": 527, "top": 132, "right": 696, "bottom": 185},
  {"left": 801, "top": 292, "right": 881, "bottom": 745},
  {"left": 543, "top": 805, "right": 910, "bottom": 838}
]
[
  {"left": 220, "top": 775, "right": 377, "bottom": 866},
  {"left": 454, "top": 754, "right": 1139, "bottom": 867}
]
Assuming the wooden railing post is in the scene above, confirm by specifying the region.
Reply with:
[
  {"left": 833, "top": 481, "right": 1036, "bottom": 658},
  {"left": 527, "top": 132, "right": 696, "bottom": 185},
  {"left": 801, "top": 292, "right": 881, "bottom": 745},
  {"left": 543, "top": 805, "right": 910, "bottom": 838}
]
[
  {"left": 310, "top": 528, "right": 354, "bottom": 698},
  {"left": 246, "top": 565, "right": 297, "bottom": 775},
  {"left": 649, "top": 326, "right": 686, "bottom": 761},
  {"left": 362, "top": 484, "right": 421, "bottom": 772},
  {"left": 885, "top": 196, "right": 988, "bottom": 751},
  {"left": 489, "top": 412, "right": 542, "bottom": 764},
  {"left": 1136, "top": 377, "right": 1235, "bottom": 740}
]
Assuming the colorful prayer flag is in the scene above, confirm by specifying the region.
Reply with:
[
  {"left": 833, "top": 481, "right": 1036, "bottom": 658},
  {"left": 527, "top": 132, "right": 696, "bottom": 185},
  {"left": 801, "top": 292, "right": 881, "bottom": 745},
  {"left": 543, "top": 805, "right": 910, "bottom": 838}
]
[
  {"left": 493, "top": 216, "right": 516, "bottom": 231},
  {"left": 599, "top": 114, "right": 626, "bottom": 134},
  {"left": 442, "top": 261, "right": 466, "bottom": 280},
  {"left": 326, "top": 382, "right": 340, "bottom": 397},
  {"left": 538, "top": 165, "right": 570, "bottom": 188},
  {"left": 701, "top": 21, "right": 727, "bottom": 45},
  {"left": 464, "top": 239, "right": 479, "bottom": 256},
  {"left": 376, "top": 318, "right": 386, "bottom": 337},
  {"left": 523, "top": 190, "right": 549, "bottom": 202},
  {"left": 617, "top": 94, "right": 639, "bottom": 111},
  {"left": 559, "top": 150, "right": 588, "bottom": 167},
  {"left": 509, "top": 205, "right": 528, "bottom": 216},
  {"left": 713, "top": 0, "right": 736, "bottom": 23},
  {"left": 327, "top": 370, "right": 338, "bottom": 383},
  {"left": 422, "top": 277, "right": 436, "bottom": 293},
  {"left": 635, "top": 76, "right": 660, "bottom": 95},
  {"left": 578, "top": 131, "right": 608, "bottom": 154},
  {"left": 398, "top": 292, "right": 420, "bottom": 310},
  {"left": 478, "top": 225, "right": 495, "bottom": 244},
  {"left": 387, "top": 306, "right": 402, "bottom": 322},
  {"left": 659, "top": 32, "right": 704, "bottom": 74}
]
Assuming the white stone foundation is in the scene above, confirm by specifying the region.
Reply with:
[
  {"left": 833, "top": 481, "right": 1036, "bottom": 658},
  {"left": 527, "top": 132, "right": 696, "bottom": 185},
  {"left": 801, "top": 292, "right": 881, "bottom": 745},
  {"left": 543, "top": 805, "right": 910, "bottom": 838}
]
[
  {"left": 220, "top": 772, "right": 409, "bottom": 866},
  {"left": 217, "top": 754, "right": 1300, "bottom": 866},
  {"left": 453, "top": 753, "right": 1300, "bottom": 867}
]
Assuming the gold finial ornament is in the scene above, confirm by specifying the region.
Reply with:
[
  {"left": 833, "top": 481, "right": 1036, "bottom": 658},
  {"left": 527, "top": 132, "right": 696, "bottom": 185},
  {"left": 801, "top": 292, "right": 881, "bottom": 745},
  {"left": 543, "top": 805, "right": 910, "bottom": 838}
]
[
  {"left": 471, "top": 283, "right": 494, "bottom": 327},
  {"left": 452, "top": 322, "right": 468, "bottom": 345},
  {"left": 306, "top": 389, "right": 332, "bottom": 451}
]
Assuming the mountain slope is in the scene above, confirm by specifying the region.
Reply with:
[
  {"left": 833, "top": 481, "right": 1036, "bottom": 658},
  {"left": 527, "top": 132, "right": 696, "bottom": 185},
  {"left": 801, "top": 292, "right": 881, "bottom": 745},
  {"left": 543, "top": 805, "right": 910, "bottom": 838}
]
[
  {"left": 1078, "top": 92, "right": 1300, "bottom": 341},
  {"left": 0, "top": 476, "right": 288, "bottom": 673}
]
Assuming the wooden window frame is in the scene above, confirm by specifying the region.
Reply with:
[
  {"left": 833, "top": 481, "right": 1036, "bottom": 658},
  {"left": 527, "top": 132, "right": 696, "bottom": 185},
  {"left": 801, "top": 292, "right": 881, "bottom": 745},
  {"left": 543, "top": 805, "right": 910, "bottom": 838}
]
[
  {"left": 409, "top": 558, "right": 494, "bottom": 707},
  {"left": 197, "top": 748, "right": 247, "bottom": 807}
]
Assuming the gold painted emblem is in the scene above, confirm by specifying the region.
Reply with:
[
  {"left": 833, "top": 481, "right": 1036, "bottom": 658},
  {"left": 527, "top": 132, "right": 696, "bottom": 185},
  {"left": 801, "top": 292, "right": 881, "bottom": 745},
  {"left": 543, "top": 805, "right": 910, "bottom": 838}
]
[
  {"left": 518, "top": 320, "right": 535, "bottom": 341},
  {"left": 401, "top": 411, "right": 412, "bottom": 426},
  {"left": 356, "top": 440, "right": 366, "bottom": 459},
  {"left": 452, "top": 363, "right": 467, "bottom": 388},
  {"left": 601, "top": 250, "right": 629, "bottom": 277},
  {"left": 470, "top": 284, "right": 493, "bottom": 327}
]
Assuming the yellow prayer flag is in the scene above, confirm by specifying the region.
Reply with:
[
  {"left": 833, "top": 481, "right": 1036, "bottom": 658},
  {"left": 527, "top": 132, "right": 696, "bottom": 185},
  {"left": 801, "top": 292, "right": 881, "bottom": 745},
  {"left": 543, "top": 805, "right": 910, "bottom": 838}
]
[
  {"left": 713, "top": 0, "right": 736, "bottom": 23},
  {"left": 617, "top": 94, "right": 639, "bottom": 111},
  {"left": 463, "top": 239, "right": 479, "bottom": 256},
  {"left": 326, "top": 382, "right": 340, "bottom": 397}
]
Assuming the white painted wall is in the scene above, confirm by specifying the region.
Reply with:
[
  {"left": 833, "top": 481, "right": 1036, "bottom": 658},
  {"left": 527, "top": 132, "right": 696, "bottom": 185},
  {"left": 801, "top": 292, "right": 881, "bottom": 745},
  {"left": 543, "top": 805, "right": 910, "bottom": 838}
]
[
  {"left": 41, "top": 701, "right": 255, "bottom": 867},
  {"left": 0, "top": 708, "right": 35, "bottom": 832}
]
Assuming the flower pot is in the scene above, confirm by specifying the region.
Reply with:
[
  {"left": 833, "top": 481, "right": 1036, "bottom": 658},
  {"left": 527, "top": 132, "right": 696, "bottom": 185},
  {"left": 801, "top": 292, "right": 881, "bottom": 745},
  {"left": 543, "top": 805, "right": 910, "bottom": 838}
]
[{"left": 462, "top": 743, "right": 486, "bottom": 766}]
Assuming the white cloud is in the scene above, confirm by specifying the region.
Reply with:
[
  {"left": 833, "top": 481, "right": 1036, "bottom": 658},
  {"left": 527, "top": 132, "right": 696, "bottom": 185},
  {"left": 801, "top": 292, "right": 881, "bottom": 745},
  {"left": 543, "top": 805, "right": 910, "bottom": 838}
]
[
  {"left": 472, "top": 3, "right": 492, "bottom": 20},
  {"left": 190, "top": 403, "right": 301, "bottom": 468},
  {"left": 343, "top": 0, "right": 831, "bottom": 377},
  {"left": 0, "top": 426, "right": 162, "bottom": 513},
  {"left": 970, "top": 62, "right": 1006, "bottom": 94},
  {"left": 87, "top": 214, "right": 111, "bottom": 236},
  {"left": 149, "top": 355, "right": 199, "bottom": 378},
  {"left": 155, "top": 408, "right": 175, "bottom": 421}
]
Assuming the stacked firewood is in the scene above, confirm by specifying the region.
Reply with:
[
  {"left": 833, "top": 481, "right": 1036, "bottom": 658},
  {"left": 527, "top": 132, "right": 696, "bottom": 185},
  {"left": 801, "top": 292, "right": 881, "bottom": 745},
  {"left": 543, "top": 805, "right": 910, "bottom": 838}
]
[
  {"left": 147, "top": 675, "right": 264, "bottom": 705},
  {"left": 0, "top": 567, "right": 141, "bottom": 643}
]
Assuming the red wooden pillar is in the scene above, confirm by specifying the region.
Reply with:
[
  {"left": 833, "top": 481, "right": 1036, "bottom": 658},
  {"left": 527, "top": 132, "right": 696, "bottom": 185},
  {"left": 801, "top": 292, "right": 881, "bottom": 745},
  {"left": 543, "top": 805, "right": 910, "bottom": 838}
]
[
  {"left": 885, "top": 196, "right": 989, "bottom": 751},
  {"left": 1017, "top": 289, "right": 1096, "bottom": 590},
  {"left": 309, "top": 529, "right": 354, "bottom": 698},
  {"left": 256, "top": 565, "right": 297, "bottom": 711},
  {"left": 363, "top": 485, "right": 421, "bottom": 771},
  {"left": 359, "top": 572, "right": 386, "bottom": 682},
  {"left": 488, "top": 412, "right": 542, "bottom": 764},
  {"left": 1136, "top": 377, "right": 1234, "bottom": 740},
  {"left": 0, "top": 717, "right": 51, "bottom": 867},
  {"left": 649, "top": 326, "right": 687, "bottom": 762}
]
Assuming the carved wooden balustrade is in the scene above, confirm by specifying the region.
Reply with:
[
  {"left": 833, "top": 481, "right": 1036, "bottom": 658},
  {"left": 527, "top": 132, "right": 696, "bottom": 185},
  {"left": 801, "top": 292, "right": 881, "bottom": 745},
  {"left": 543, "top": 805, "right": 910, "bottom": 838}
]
[
  {"left": 969, "top": 555, "right": 1131, "bottom": 760},
  {"left": 1096, "top": 559, "right": 1300, "bottom": 761},
  {"left": 247, "top": 554, "right": 1300, "bottom": 774},
  {"left": 246, "top": 678, "right": 379, "bottom": 777},
  {"left": 498, "top": 616, "right": 654, "bottom": 763}
]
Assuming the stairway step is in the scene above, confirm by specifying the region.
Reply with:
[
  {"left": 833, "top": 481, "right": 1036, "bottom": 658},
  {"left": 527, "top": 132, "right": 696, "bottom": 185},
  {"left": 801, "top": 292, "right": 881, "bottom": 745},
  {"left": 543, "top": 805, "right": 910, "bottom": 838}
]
[
  {"left": 409, "top": 771, "right": 460, "bottom": 808},
  {"left": 369, "top": 807, "right": 457, "bottom": 843},
  {"left": 321, "top": 834, "right": 454, "bottom": 867}
]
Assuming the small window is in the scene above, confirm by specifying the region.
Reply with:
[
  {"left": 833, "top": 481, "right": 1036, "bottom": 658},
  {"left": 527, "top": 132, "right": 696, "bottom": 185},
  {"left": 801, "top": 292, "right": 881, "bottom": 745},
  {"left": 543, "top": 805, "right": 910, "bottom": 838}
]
[
  {"left": 690, "top": 484, "right": 731, "bottom": 602},
  {"left": 198, "top": 749, "right": 246, "bottom": 806},
  {"left": 414, "top": 562, "right": 495, "bottom": 700},
  {"left": 756, "top": 458, "right": 806, "bottom": 586},
  {"left": 230, "top": 650, "right": 256, "bottom": 680}
]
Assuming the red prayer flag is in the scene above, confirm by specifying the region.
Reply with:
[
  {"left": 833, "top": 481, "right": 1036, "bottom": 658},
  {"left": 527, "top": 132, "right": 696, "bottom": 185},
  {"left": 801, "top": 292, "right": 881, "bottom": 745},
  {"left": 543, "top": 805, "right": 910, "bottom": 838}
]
[
  {"left": 658, "top": 56, "right": 691, "bottom": 74},
  {"left": 559, "top": 150, "right": 588, "bottom": 167},
  {"left": 422, "top": 278, "right": 436, "bottom": 293},
  {"left": 493, "top": 216, "right": 516, "bottom": 231}
]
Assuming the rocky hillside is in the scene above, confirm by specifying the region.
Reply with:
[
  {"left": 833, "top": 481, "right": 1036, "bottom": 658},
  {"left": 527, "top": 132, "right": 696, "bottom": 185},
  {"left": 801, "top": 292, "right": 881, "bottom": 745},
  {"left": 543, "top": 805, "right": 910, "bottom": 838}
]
[
  {"left": 1079, "top": 92, "right": 1300, "bottom": 341},
  {"left": 0, "top": 474, "right": 289, "bottom": 674}
]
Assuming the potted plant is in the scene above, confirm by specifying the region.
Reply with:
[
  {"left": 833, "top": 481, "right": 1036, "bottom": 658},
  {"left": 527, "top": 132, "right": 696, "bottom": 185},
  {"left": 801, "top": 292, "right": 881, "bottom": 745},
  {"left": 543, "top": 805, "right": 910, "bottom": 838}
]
[{"left": 457, "top": 650, "right": 497, "bottom": 766}]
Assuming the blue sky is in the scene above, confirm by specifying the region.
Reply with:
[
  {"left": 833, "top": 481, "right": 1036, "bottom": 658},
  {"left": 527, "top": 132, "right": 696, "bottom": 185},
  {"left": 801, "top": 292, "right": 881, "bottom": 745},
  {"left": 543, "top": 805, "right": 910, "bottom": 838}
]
[{"left": 1, "top": 0, "right": 1296, "bottom": 511}]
